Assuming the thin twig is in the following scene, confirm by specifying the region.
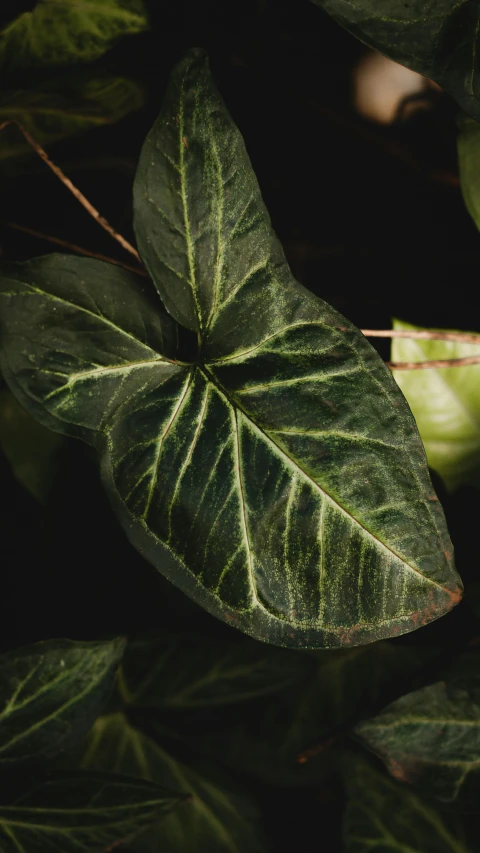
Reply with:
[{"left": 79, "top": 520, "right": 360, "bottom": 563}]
[
  {"left": 388, "top": 355, "right": 480, "bottom": 370},
  {"left": 361, "top": 329, "right": 480, "bottom": 370},
  {"left": 362, "top": 329, "right": 480, "bottom": 345},
  {"left": 296, "top": 735, "right": 339, "bottom": 764},
  {"left": 0, "top": 120, "right": 140, "bottom": 261},
  {"left": 3, "top": 221, "right": 148, "bottom": 277}
]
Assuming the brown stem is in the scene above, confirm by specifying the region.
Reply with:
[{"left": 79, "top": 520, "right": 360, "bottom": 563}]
[
  {"left": 0, "top": 120, "right": 140, "bottom": 261},
  {"left": 296, "top": 735, "right": 339, "bottom": 764},
  {"left": 362, "top": 329, "right": 480, "bottom": 345},
  {"left": 388, "top": 355, "right": 480, "bottom": 370},
  {"left": 361, "top": 329, "right": 480, "bottom": 370},
  {"left": 3, "top": 221, "right": 148, "bottom": 277}
]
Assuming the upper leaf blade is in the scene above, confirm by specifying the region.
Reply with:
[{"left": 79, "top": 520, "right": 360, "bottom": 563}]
[
  {"left": 0, "top": 637, "right": 125, "bottom": 766},
  {"left": 391, "top": 319, "right": 480, "bottom": 491},
  {"left": 133, "top": 48, "right": 286, "bottom": 333},
  {"left": 0, "top": 0, "right": 149, "bottom": 70},
  {"left": 311, "top": 1, "right": 480, "bottom": 123},
  {"left": 0, "top": 769, "right": 183, "bottom": 853}
]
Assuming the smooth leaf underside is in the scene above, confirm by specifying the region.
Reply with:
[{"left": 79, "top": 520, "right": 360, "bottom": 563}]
[
  {"left": 392, "top": 320, "right": 480, "bottom": 492},
  {"left": 0, "top": 50, "right": 462, "bottom": 648},
  {"left": 355, "top": 654, "right": 480, "bottom": 811},
  {"left": 313, "top": 1, "right": 480, "bottom": 122},
  {"left": 0, "top": 637, "right": 125, "bottom": 766},
  {"left": 0, "top": 770, "right": 183, "bottom": 853}
]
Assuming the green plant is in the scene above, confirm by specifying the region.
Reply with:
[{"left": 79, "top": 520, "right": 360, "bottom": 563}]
[{"left": 2, "top": 4, "right": 480, "bottom": 851}]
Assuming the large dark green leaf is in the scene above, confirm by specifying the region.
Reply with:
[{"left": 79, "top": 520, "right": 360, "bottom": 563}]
[
  {"left": 0, "top": 637, "right": 125, "bottom": 766},
  {"left": 79, "top": 713, "right": 266, "bottom": 853},
  {"left": 118, "top": 634, "right": 310, "bottom": 708},
  {"left": 0, "top": 76, "right": 144, "bottom": 161},
  {"left": 0, "top": 769, "right": 183, "bottom": 853},
  {"left": 312, "top": 1, "right": 480, "bottom": 122},
  {"left": 391, "top": 320, "right": 480, "bottom": 492},
  {"left": 342, "top": 755, "right": 471, "bottom": 852},
  {"left": 0, "top": 0, "right": 148, "bottom": 70},
  {"left": 0, "top": 50, "right": 462, "bottom": 649},
  {"left": 355, "top": 652, "right": 480, "bottom": 811}
]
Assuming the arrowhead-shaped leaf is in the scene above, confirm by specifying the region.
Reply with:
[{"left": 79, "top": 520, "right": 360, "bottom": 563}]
[
  {"left": 311, "top": 1, "right": 480, "bottom": 123},
  {"left": 0, "top": 637, "right": 125, "bottom": 766},
  {"left": 391, "top": 320, "right": 480, "bottom": 491},
  {"left": 118, "top": 634, "right": 309, "bottom": 708},
  {"left": 342, "top": 755, "right": 470, "bottom": 852},
  {"left": 79, "top": 713, "right": 266, "bottom": 853},
  {"left": 0, "top": 0, "right": 148, "bottom": 70},
  {"left": 0, "top": 49, "right": 462, "bottom": 648},
  {"left": 0, "top": 769, "right": 183, "bottom": 853},
  {"left": 355, "top": 652, "right": 480, "bottom": 811}
]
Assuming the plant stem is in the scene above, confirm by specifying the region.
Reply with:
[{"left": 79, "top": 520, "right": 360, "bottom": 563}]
[
  {"left": 362, "top": 328, "right": 480, "bottom": 370},
  {"left": 362, "top": 329, "right": 480, "bottom": 344},
  {"left": 0, "top": 120, "right": 140, "bottom": 261},
  {"left": 3, "top": 221, "right": 148, "bottom": 277}
]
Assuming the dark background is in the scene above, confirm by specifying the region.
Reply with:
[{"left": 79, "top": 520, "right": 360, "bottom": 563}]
[{"left": 0, "top": 3, "right": 479, "bottom": 848}]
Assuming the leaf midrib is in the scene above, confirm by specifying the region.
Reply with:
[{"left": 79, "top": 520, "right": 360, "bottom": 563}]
[{"left": 201, "top": 365, "right": 455, "bottom": 598}]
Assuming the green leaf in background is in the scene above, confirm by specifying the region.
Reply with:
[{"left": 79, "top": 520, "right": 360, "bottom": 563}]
[
  {"left": 342, "top": 755, "right": 471, "bottom": 853},
  {"left": 0, "top": 637, "right": 125, "bottom": 766},
  {"left": 0, "top": 387, "right": 63, "bottom": 502},
  {"left": 188, "top": 641, "right": 433, "bottom": 787},
  {"left": 391, "top": 319, "right": 480, "bottom": 492},
  {"left": 79, "top": 713, "right": 266, "bottom": 853},
  {"left": 0, "top": 75, "right": 144, "bottom": 161},
  {"left": 0, "top": 0, "right": 149, "bottom": 70},
  {"left": 355, "top": 651, "right": 480, "bottom": 812},
  {"left": 118, "top": 634, "right": 310, "bottom": 708},
  {"left": 0, "top": 769, "right": 183, "bottom": 853},
  {"left": 0, "top": 50, "right": 462, "bottom": 649},
  {"left": 458, "top": 113, "right": 480, "bottom": 235},
  {"left": 311, "top": 1, "right": 480, "bottom": 123}
]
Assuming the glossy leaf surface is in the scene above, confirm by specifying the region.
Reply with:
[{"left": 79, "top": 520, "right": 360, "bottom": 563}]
[
  {"left": 391, "top": 320, "right": 480, "bottom": 491},
  {"left": 342, "top": 756, "right": 470, "bottom": 853},
  {"left": 0, "top": 0, "right": 148, "bottom": 69},
  {"left": 118, "top": 634, "right": 308, "bottom": 708},
  {"left": 312, "top": 1, "right": 480, "bottom": 122},
  {"left": 0, "top": 770, "right": 182, "bottom": 853},
  {"left": 0, "top": 50, "right": 462, "bottom": 648},
  {"left": 0, "top": 637, "right": 125, "bottom": 766},
  {"left": 355, "top": 652, "right": 480, "bottom": 811},
  {"left": 79, "top": 713, "right": 265, "bottom": 853}
]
